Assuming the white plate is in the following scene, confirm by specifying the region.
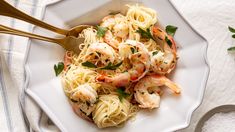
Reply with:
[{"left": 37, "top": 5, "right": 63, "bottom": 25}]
[{"left": 25, "top": 0, "right": 210, "bottom": 132}]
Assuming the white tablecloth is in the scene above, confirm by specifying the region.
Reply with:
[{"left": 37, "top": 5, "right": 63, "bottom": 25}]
[
  {"left": 173, "top": 0, "right": 235, "bottom": 131},
  {"left": 0, "top": 0, "right": 235, "bottom": 131}
]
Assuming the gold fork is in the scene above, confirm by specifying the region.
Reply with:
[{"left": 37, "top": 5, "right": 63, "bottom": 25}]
[
  {"left": 0, "top": 0, "right": 90, "bottom": 37},
  {"left": 0, "top": 24, "right": 85, "bottom": 54}
]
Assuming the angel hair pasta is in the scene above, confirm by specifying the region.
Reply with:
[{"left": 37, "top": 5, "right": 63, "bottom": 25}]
[{"left": 60, "top": 4, "right": 181, "bottom": 128}]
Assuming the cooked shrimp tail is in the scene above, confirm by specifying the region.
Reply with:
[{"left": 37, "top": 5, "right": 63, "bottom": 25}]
[
  {"left": 157, "top": 75, "right": 181, "bottom": 94},
  {"left": 97, "top": 72, "right": 131, "bottom": 87},
  {"left": 134, "top": 74, "right": 180, "bottom": 109}
]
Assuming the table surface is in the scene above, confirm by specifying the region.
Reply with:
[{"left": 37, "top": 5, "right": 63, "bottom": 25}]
[{"left": 173, "top": 0, "right": 235, "bottom": 131}]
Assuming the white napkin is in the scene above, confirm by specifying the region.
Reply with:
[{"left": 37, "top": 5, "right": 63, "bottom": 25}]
[
  {"left": 0, "top": 0, "right": 60, "bottom": 131},
  {"left": 172, "top": 0, "right": 235, "bottom": 131}
]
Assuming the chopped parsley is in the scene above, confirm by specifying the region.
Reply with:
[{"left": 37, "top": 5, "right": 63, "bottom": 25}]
[
  {"left": 165, "top": 25, "right": 178, "bottom": 36},
  {"left": 131, "top": 47, "right": 137, "bottom": 54},
  {"left": 165, "top": 36, "right": 172, "bottom": 47},
  {"left": 229, "top": 26, "right": 235, "bottom": 39},
  {"left": 96, "top": 25, "right": 108, "bottom": 38},
  {"left": 116, "top": 88, "right": 130, "bottom": 102},
  {"left": 70, "top": 98, "right": 78, "bottom": 103},
  {"left": 227, "top": 47, "right": 235, "bottom": 52},
  {"left": 54, "top": 62, "right": 64, "bottom": 76},
  {"left": 228, "top": 26, "right": 235, "bottom": 33},
  {"left": 228, "top": 26, "right": 235, "bottom": 51},
  {"left": 82, "top": 61, "right": 97, "bottom": 68},
  {"left": 100, "top": 61, "right": 123, "bottom": 70},
  {"left": 136, "top": 27, "right": 154, "bottom": 40},
  {"left": 152, "top": 51, "right": 159, "bottom": 56}
]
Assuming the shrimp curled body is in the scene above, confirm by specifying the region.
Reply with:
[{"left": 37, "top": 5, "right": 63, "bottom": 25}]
[
  {"left": 71, "top": 83, "right": 98, "bottom": 103},
  {"left": 84, "top": 42, "right": 116, "bottom": 65},
  {"left": 97, "top": 40, "right": 151, "bottom": 87},
  {"left": 134, "top": 75, "right": 180, "bottom": 109},
  {"left": 70, "top": 83, "right": 98, "bottom": 119},
  {"left": 101, "top": 14, "right": 129, "bottom": 49},
  {"left": 150, "top": 26, "right": 177, "bottom": 75}
]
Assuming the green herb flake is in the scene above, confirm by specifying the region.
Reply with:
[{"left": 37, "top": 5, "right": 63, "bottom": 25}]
[
  {"left": 232, "top": 34, "right": 235, "bottom": 39},
  {"left": 130, "top": 47, "right": 137, "bottom": 54},
  {"left": 96, "top": 26, "right": 108, "bottom": 38},
  {"left": 228, "top": 26, "right": 235, "bottom": 52},
  {"left": 152, "top": 51, "right": 159, "bottom": 56},
  {"left": 165, "top": 36, "right": 172, "bottom": 47},
  {"left": 227, "top": 47, "right": 235, "bottom": 51},
  {"left": 116, "top": 88, "right": 130, "bottom": 102},
  {"left": 165, "top": 25, "right": 178, "bottom": 36},
  {"left": 96, "top": 51, "right": 101, "bottom": 56},
  {"left": 70, "top": 98, "right": 78, "bottom": 103},
  {"left": 81, "top": 61, "right": 97, "bottom": 68},
  {"left": 136, "top": 27, "right": 154, "bottom": 40},
  {"left": 228, "top": 26, "right": 235, "bottom": 33},
  {"left": 54, "top": 62, "right": 64, "bottom": 76},
  {"left": 100, "top": 61, "right": 123, "bottom": 70}
]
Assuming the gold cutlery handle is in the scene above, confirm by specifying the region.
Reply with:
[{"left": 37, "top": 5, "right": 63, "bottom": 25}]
[
  {"left": 0, "top": 24, "right": 59, "bottom": 44},
  {"left": 0, "top": 0, "right": 68, "bottom": 35}
]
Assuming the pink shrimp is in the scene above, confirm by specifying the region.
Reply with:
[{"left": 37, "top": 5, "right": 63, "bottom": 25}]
[
  {"left": 96, "top": 40, "right": 151, "bottom": 87},
  {"left": 64, "top": 51, "right": 73, "bottom": 71},
  {"left": 134, "top": 74, "right": 181, "bottom": 109},
  {"left": 103, "top": 30, "right": 119, "bottom": 49},
  {"left": 150, "top": 26, "right": 177, "bottom": 74},
  {"left": 70, "top": 83, "right": 98, "bottom": 121},
  {"left": 101, "top": 14, "right": 129, "bottom": 49}
]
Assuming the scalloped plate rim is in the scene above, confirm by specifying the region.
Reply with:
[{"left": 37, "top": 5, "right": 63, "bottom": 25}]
[{"left": 24, "top": 0, "right": 210, "bottom": 131}]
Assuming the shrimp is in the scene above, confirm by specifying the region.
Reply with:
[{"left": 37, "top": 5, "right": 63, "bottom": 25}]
[
  {"left": 101, "top": 14, "right": 129, "bottom": 49},
  {"left": 101, "top": 14, "right": 128, "bottom": 37},
  {"left": 97, "top": 40, "right": 151, "bottom": 87},
  {"left": 100, "top": 15, "right": 116, "bottom": 29},
  {"left": 113, "top": 21, "right": 129, "bottom": 39},
  {"left": 70, "top": 83, "right": 98, "bottom": 118},
  {"left": 103, "top": 30, "right": 119, "bottom": 49},
  {"left": 84, "top": 42, "right": 116, "bottom": 65},
  {"left": 150, "top": 26, "right": 177, "bottom": 74},
  {"left": 134, "top": 75, "right": 181, "bottom": 109},
  {"left": 70, "top": 102, "right": 93, "bottom": 122},
  {"left": 70, "top": 83, "right": 98, "bottom": 104},
  {"left": 64, "top": 51, "right": 73, "bottom": 71}
]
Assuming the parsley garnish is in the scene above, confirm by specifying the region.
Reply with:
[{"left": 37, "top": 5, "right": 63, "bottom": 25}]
[
  {"left": 165, "top": 36, "right": 172, "bottom": 47},
  {"left": 100, "top": 61, "right": 123, "bottom": 70},
  {"left": 165, "top": 25, "right": 178, "bottom": 36},
  {"left": 96, "top": 26, "right": 108, "bottom": 38},
  {"left": 228, "top": 26, "right": 235, "bottom": 51},
  {"left": 82, "top": 61, "right": 97, "bottom": 68},
  {"left": 229, "top": 26, "right": 235, "bottom": 33},
  {"left": 116, "top": 88, "right": 130, "bottom": 102},
  {"left": 136, "top": 27, "right": 154, "bottom": 40},
  {"left": 54, "top": 62, "right": 64, "bottom": 76},
  {"left": 130, "top": 47, "right": 137, "bottom": 54},
  {"left": 152, "top": 51, "right": 159, "bottom": 56},
  {"left": 70, "top": 98, "right": 78, "bottom": 103},
  {"left": 228, "top": 47, "right": 235, "bottom": 51}
]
